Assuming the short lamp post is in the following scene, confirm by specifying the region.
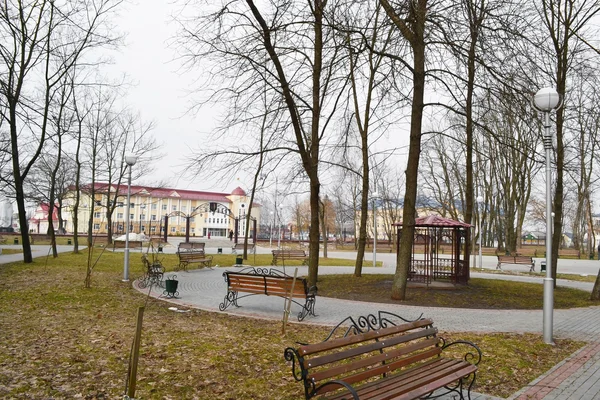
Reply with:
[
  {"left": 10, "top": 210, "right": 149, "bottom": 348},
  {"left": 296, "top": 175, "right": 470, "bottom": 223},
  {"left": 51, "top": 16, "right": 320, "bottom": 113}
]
[
  {"left": 139, "top": 203, "right": 146, "bottom": 233},
  {"left": 123, "top": 154, "right": 137, "bottom": 282},
  {"left": 533, "top": 87, "right": 561, "bottom": 344},
  {"left": 277, "top": 205, "right": 283, "bottom": 249},
  {"left": 269, "top": 211, "right": 274, "bottom": 247},
  {"left": 476, "top": 195, "right": 484, "bottom": 269},
  {"left": 372, "top": 191, "right": 378, "bottom": 268}
]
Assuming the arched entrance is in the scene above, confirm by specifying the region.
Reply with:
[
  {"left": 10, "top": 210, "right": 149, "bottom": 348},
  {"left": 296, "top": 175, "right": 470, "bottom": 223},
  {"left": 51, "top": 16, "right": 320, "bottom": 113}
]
[{"left": 162, "top": 202, "right": 256, "bottom": 244}]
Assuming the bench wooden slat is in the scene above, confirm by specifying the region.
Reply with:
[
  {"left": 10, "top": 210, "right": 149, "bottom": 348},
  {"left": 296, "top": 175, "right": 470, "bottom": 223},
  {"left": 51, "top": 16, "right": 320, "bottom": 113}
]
[
  {"left": 305, "top": 326, "right": 439, "bottom": 369},
  {"left": 299, "top": 319, "right": 434, "bottom": 356},
  {"left": 359, "top": 359, "right": 476, "bottom": 400},
  {"left": 309, "top": 340, "right": 441, "bottom": 383}
]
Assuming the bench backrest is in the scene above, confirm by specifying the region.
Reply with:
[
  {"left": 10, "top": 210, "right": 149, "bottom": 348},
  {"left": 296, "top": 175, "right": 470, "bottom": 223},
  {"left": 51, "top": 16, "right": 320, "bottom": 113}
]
[
  {"left": 178, "top": 242, "right": 205, "bottom": 251},
  {"left": 225, "top": 272, "right": 309, "bottom": 299},
  {"left": 179, "top": 249, "right": 207, "bottom": 258},
  {"left": 290, "top": 319, "right": 440, "bottom": 398}
]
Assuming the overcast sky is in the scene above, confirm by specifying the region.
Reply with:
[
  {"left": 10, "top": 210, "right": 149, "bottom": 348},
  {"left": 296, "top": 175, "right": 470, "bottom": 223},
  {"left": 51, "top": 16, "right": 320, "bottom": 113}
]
[
  {"left": 108, "top": 1, "right": 414, "bottom": 197},
  {"left": 109, "top": 2, "right": 225, "bottom": 192}
]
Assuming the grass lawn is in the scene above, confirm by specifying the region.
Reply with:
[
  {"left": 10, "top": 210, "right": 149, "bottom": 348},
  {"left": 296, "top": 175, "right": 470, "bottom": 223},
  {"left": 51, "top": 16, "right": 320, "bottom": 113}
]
[
  {"left": 317, "top": 274, "right": 598, "bottom": 309},
  {"left": 0, "top": 251, "right": 586, "bottom": 399}
]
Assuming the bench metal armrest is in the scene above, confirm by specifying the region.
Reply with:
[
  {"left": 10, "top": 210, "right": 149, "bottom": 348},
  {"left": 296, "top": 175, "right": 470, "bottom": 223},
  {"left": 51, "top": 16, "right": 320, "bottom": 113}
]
[
  {"left": 441, "top": 339, "right": 482, "bottom": 366},
  {"left": 314, "top": 380, "right": 359, "bottom": 399}
]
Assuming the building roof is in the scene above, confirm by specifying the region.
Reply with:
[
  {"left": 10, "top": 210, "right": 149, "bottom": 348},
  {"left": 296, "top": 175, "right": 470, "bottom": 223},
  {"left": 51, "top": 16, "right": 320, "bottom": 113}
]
[
  {"left": 394, "top": 215, "right": 472, "bottom": 228},
  {"left": 231, "top": 186, "right": 246, "bottom": 196},
  {"left": 84, "top": 183, "right": 234, "bottom": 203}
]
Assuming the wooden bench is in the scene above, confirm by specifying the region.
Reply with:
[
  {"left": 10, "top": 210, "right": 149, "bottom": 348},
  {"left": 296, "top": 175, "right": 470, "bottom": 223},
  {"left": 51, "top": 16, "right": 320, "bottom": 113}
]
[
  {"left": 177, "top": 249, "right": 213, "bottom": 271},
  {"left": 558, "top": 248, "right": 580, "bottom": 259},
  {"left": 366, "top": 240, "right": 394, "bottom": 253},
  {"left": 219, "top": 267, "right": 317, "bottom": 321},
  {"left": 284, "top": 311, "right": 481, "bottom": 400},
  {"left": 113, "top": 240, "right": 142, "bottom": 250},
  {"left": 231, "top": 242, "right": 256, "bottom": 254},
  {"left": 272, "top": 249, "right": 308, "bottom": 265},
  {"left": 497, "top": 255, "right": 535, "bottom": 271},
  {"left": 138, "top": 255, "right": 164, "bottom": 288}
]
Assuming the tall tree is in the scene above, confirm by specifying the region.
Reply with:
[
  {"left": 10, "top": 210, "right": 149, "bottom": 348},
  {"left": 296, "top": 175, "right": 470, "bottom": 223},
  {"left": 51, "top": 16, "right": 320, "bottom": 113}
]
[{"left": 380, "top": 0, "right": 429, "bottom": 300}]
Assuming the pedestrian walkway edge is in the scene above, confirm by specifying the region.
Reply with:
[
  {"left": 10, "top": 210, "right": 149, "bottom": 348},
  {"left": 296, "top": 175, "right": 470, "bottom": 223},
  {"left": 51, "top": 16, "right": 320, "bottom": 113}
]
[{"left": 509, "top": 341, "right": 600, "bottom": 399}]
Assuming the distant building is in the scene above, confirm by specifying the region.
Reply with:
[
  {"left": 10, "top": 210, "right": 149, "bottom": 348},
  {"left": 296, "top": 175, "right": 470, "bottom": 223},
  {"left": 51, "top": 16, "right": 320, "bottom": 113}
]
[
  {"left": 61, "top": 184, "right": 261, "bottom": 238},
  {"left": 29, "top": 203, "right": 61, "bottom": 234}
]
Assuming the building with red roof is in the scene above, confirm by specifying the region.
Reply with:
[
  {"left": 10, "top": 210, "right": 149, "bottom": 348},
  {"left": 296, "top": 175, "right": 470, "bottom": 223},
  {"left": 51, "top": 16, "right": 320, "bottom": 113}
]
[{"left": 61, "top": 184, "right": 261, "bottom": 238}]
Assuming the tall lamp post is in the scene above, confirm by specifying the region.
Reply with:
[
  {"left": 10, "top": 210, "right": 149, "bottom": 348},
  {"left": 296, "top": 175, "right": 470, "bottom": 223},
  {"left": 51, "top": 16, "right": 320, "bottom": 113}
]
[
  {"left": 372, "top": 191, "right": 378, "bottom": 268},
  {"left": 123, "top": 155, "right": 137, "bottom": 282},
  {"left": 476, "top": 195, "right": 484, "bottom": 269},
  {"left": 533, "top": 87, "right": 560, "bottom": 344}
]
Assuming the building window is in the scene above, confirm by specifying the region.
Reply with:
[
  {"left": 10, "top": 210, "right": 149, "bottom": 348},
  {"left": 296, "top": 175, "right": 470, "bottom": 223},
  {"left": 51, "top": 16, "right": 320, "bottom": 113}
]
[
  {"left": 181, "top": 227, "right": 186, "bottom": 233},
  {"left": 172, "top": 205, "right": 177, "bottom": 211},
  {"left": 93, "top": 223, "right": 100, "bottom": 230},
  {"left": 151, "top": 214, "right": 157, "bottom": 221},
  {"left": 152, "top": 204, "right": 157, "bottom": 210},
  {"left": 130, "top": 203, "right": 134, "bottom": 208},
  {"left": 191, "top": 228, "right": 195, "bottom": 233},
  {"left": 162, "top": 204, "right": 167, "bottom": 210},
  {"left": 141, "top": 226, "right": 145, "bottom": 232},
  {"left": 117, "top": 213, "right": 123, "bottom": 219},
  {"left": 151, "top": 226, "right": 156, "bottom": 232},
  {"left": 130, "top": 214, "right": 134, "bottom": 220},
  {"left": 94, "top": 212, "right": 101, "bottom": 218},
  {"left": 141, "top": 214, "right": 146, "bottom": 220},
  {"left": 171, "top": 227, "right": 176, "bottom": 233}
]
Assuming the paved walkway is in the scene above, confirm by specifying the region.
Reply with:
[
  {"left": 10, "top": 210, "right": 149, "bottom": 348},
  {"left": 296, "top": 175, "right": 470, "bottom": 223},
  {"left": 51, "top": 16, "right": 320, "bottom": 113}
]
[{"left": 3, "top": 240, "right": 600, "bottom": 399}]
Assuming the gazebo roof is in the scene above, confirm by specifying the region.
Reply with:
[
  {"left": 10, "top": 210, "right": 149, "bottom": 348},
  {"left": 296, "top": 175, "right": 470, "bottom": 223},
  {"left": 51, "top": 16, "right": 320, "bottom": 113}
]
[{"left": 395, "top": 215, "right": 472, "bottom": 228}]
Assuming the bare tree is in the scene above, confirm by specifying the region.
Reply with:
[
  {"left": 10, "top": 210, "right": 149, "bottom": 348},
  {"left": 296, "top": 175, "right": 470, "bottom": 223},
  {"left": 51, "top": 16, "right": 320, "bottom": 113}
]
[
  {"left": 380, "top": 0, "right": 429, "bottom": 300},
  {"left": 0, "top": 0, "right": 123, "bottom": 262}
]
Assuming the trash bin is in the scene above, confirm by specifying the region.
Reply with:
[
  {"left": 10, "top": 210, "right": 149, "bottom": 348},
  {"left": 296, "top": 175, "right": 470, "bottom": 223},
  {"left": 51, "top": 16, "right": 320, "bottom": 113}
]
[
  {"left": 235, "top": 256, "right": 243, "bottom": 265},
  {"left": 540, "top": 261, "right": 546, "bottom": 272},
  {"left": 217, "top": 248, "right": 222, "bottom": 254},
  {"left": 13, "top": 238, "right": 18, "bottom": 245},
  {"left": 67, "top": 239, "right": 72, "bottom": 245}
]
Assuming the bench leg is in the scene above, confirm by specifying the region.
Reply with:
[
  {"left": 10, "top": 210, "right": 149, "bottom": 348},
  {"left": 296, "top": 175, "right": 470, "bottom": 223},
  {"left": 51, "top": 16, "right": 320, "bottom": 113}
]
[
  {"left": 298, "top": 296, "right": 316, "bottom": 322},
  {"left": 496, "top": 263, "right": 501, "bottom": 270},
  {"left": 219, "top": 290, "right": 239, "bottom": 311},
  {"left": 178, "top": 262, "right": 188, "bottom": 272}
]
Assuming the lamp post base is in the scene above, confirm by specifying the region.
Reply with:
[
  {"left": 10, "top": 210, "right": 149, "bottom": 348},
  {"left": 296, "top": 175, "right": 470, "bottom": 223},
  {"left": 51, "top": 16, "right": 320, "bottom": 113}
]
[{"left": 543, "top": 276, "right": 554, "bottom": 344}]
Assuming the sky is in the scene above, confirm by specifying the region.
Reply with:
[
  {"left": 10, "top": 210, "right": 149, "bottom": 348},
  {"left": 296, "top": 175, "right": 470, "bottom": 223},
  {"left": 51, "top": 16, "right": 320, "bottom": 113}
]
[{"left": 108, "top": 2, "right": 224, "bottom": 192}]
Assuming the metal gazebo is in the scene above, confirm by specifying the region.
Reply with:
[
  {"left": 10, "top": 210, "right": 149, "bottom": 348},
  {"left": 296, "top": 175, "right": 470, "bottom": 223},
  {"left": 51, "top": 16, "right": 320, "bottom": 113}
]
[{"left": 396, "top": 215, "right": 472, "bottom": 285}]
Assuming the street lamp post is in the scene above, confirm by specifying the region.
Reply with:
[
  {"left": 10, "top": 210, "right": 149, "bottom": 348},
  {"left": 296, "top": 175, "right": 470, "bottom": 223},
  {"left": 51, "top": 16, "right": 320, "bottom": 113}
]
[
  {"left": 269, "top": 211, "right": 274, "bottom": 247},
  {"left": 139, "top": 203, "right": 146, "bottom": 234},
  {"left": 277, "top": 205, "right": 283, "bottom": 249},
  {"left": 372, "top": 191, "right": 378, "bottom": 268},
  {"left": 533, "top": 87, "right": 561, "bottom": 344},
  {"left": 477, "top": 195, "right": 484, "bottom": 269},
  {"left": 123, "top": 155, "right": 137, "bottom": 282}
]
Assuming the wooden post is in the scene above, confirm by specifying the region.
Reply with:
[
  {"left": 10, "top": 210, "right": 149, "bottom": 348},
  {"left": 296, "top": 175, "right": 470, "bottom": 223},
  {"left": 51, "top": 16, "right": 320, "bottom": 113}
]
[
  {"left": 127, "top": 306, "right": 145, "bottom": 398},
  {"left": 282, "top": 268, "right": 298, "bottom": 335}
]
